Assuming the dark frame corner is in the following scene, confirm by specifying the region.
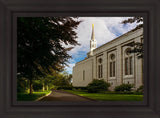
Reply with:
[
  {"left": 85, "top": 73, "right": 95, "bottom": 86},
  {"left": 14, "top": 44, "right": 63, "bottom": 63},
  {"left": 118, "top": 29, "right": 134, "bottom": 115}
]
[{"left": 0, "top": 0, "right": 160, "bottom": 118}]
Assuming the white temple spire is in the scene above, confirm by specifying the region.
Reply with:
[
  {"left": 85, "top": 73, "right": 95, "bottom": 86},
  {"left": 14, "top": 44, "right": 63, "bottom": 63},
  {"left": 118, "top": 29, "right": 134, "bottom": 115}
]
[{"left": 89, "top": 24, "right": 97, "bottom": 56}]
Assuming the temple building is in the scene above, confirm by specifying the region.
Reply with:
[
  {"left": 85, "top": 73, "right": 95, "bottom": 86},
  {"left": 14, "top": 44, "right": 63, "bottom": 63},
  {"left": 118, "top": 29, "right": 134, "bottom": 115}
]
[{"left": 72, "top": 24, "right": 143, "bottom": 90}]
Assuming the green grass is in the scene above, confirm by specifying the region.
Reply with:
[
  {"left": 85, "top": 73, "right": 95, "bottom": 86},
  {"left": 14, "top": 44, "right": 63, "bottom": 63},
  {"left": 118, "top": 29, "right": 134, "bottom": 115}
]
[
  {"left": 17, "top": 91, "right": 51, "bottom": 101},
  {"left": 65, "top": 90, "right": 143, "bottom": 101}
]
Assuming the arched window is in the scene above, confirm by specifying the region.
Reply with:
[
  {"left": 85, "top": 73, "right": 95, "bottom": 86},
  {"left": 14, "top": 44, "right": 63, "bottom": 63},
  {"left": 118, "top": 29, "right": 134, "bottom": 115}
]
[
  {"left": 125, "top": 48, "right": 133, "bottom": 75},
  {"left": 98, "top": 58, "right": 103, "bottom": 78},
  {"left": 83, "top": 70, "right": 85, "bottom": 80},
  {"left": 110, "top": 54, "right": 116, "bottom": 77}
]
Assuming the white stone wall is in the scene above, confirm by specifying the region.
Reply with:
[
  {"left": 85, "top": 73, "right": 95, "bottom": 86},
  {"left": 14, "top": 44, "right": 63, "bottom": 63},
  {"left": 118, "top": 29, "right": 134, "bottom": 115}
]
[
  {"left": 72, "top": 57, "right": 93, "bottom": 87},
  {"left": 72, "top": 28, "right": 143, "bottom": 90}
]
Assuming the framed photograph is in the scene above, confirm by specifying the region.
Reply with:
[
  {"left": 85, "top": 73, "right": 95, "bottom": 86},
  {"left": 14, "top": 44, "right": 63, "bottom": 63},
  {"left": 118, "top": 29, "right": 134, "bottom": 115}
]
[{"left": 0, "top": 0, "right": 160, "bottom": 118}]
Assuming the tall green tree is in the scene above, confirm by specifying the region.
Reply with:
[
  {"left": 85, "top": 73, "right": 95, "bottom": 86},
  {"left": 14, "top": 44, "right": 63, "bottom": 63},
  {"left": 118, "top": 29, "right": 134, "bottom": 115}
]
[
  {"left": 121, "top": 17, "right": 143, "bottom": 58},
  {"left": 17, "top": 17, "right": 81, "bottom": 94}
]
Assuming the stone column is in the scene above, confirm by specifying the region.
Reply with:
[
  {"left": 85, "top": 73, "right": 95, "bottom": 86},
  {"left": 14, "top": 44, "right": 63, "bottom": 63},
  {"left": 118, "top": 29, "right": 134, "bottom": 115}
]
[
  {"left": 103, "top": 51, "right": 107, "bottom": 81},
  {"left": 93, "top": 56, "right": 97, "bottom": 79},
  {"left": 116, "top": 46, "right": 122, "bottom": 85}
]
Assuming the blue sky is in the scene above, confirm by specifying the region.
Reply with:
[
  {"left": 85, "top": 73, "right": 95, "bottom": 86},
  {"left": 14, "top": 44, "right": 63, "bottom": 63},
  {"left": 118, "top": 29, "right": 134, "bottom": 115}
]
[{"left": 63, "top": 17, "right": 141, "bottom": 74}]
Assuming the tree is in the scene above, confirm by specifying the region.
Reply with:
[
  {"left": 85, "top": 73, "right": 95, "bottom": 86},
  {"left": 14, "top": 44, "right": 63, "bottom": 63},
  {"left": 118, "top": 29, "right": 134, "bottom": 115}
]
[
  {"left": 67, "top": 74, "right": 72, "bottom": 84},
  {"left": 17, "top": 17, "right": 81, "bottom": 94},
  {"left": 121, "top": 17, "right": 143, "bottom": 58},
  {"left": 53, "top": 77, "right": 70, "bottom": 87},
  {"left": 60, "top": 70, "right": 73, "bottom": 84},
  {"left": 51, "top": 71, "right": 72, "bottom": 87}
]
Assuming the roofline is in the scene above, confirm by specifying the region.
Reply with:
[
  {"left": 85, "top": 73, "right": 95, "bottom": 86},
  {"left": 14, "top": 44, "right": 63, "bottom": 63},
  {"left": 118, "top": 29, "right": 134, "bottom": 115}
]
[
  {"left": 75, "top": 28, "right": 143, "bottom": 66},
  {"left": 75, "top": 56, "right": 93, "bottom": 65},
  {"left": 93, "top": 27, "right": 143, "bottom": 52}
]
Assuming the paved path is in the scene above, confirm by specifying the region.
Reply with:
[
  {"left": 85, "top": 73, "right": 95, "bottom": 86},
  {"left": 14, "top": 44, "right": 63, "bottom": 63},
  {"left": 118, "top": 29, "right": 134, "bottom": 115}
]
[{"left": 39, "top": 90, "right": 94, "bottom": 101}]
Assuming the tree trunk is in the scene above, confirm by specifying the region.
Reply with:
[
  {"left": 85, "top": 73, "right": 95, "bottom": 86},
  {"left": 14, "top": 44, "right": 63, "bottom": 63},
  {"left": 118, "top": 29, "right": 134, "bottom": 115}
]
[
  {"left": 142, "top": 58, "right": 143, "bottom": 85},
  {"left": 43, "top": 83, "right": 45, "bottom": 91},
  {"left": 46, "top": 85, "right": 48, "bottom": 91},
  {"left": 29, "top": 79, "right": 33, "bottom": 94}
]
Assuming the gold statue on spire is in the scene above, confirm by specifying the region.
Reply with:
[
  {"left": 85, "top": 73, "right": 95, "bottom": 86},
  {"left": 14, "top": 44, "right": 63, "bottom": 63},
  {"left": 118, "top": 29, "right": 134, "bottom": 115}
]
[
  {"left": 91, "top": 23, "right": 95, "bottom": 40},
  {"left": 92, "top": 23, "right": 94, "bottom": 28}
]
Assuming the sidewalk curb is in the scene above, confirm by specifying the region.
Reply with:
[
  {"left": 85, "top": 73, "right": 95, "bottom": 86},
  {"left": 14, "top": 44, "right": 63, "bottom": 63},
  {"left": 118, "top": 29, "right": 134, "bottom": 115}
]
[{"left": 35, "top": 91, "right": 52, "bottom": 101}]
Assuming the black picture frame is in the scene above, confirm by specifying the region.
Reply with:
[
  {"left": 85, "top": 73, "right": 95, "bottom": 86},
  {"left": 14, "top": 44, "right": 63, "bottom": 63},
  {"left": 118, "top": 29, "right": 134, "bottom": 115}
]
[{"left": 0, "top": 0, "right": 160, "bottom": 118}]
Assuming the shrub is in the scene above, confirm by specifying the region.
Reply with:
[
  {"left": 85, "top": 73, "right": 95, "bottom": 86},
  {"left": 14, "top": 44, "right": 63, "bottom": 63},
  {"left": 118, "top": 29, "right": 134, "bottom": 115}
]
[
  {"left": 73, "top": 87, "right": 87, "bottom": 90},
  {"left": 135, "top": 85, "right": 143, "bottom": 94},
  {"left": 87, "top": 79, "right": 110, "bottom": 93},
  {"left": 49, "top": 85, "right": 58, "bottom": 90},
  {"left": 136, "top": 85, "right": 143, "bottom": 92},
  {"left": 114, "top": 83, "right": 134, "bottom": 92}
]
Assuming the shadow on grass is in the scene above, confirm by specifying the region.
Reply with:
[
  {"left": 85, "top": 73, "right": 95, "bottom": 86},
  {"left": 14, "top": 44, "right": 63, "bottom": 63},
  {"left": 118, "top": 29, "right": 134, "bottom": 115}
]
[
  {"left": 65, "top": 90, "right": 143, "bottom": 101},
  {"left": 17, "top": 91, "right": 51, "bottom": 101}
]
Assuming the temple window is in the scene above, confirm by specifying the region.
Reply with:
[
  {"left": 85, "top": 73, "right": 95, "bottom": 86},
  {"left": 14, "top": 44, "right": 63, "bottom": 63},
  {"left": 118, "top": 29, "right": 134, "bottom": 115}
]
[
  {"left": 98, "top": 58, "right": 103, "bottom": 78},
  {"left": 110, "top": 54, "right": 116, "bottom": 77},
  {"left": 125, "top": 48, "right": 133, "bottom": 75}
]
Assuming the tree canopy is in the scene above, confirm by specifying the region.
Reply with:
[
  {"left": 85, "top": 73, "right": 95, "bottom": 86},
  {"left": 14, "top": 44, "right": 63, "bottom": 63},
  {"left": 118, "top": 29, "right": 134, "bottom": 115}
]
[
  {"left": 121, "top": 17, "right": 143, "bottom": 58},
  {"left": 17, "top": 17, "right": 81, "bottom": 94},
  {"left": 121, "top": 17, "right": 143, "bottom": 31}
]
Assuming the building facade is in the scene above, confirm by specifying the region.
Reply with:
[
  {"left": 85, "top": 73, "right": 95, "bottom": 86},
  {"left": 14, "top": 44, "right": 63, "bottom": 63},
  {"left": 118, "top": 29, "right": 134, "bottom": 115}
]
[{"left": 72, "top": 25, "right": 143, "bottom": 90}]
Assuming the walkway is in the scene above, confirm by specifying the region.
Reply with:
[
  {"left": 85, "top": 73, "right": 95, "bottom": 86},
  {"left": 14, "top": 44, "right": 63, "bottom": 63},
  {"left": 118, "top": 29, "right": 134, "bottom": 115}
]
[{"left": 38, "top": 90, "right": 94, "bottom": 101}]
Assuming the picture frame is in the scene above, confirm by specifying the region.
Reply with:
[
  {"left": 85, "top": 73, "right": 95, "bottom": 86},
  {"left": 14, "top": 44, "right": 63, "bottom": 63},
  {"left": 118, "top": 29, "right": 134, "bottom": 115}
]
[{"left": 0, "top": 0, "right": 159, "bottom": 118}]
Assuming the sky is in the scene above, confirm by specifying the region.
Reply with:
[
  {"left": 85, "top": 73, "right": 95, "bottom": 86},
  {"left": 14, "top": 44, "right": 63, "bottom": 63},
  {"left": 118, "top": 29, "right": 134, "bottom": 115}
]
[{"left": 63, "top": 17, "right": 140, "bottom": 74}]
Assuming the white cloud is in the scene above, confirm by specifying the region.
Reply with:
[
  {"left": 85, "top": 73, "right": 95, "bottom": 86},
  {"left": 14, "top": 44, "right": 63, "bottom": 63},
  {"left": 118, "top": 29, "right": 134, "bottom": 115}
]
[{"left": 66, "top": 17, "right": 138, "bottom": 55}]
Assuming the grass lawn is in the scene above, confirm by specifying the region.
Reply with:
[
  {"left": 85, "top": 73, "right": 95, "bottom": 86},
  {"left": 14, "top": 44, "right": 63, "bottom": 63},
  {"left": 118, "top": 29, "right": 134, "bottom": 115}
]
[
  {"left": 17, "top": 90, "right": 51, "bottom": 101},
  {"left": 65, "top": 90, "right": 143, "bottom": 101}
]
